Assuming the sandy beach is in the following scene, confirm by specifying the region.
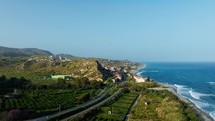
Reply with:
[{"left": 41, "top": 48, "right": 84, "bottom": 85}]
[{"left": 149, "top": 85, "right": 214, "bottom": 121}]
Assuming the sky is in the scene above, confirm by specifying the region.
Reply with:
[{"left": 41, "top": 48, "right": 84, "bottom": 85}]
[{"left": 0, "top": 0, "right": 215, "bottom": 62}]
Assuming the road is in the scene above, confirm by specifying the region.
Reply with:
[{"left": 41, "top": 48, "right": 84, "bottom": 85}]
[
  {"left": 29, "top": 86, "right": 113, "bottom": 121},
  {"left": 61, "top": 88, "right": 123, "bottom": 121}
]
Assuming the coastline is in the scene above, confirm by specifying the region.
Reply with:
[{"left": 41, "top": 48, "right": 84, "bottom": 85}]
[
  {"left": 162, "top": 84, "right": 213, "bottom": 121},
  {"left": 148, "top": 82, "right": 214, "bottom": 121},
  {"left": 133, "top": 66, "right": 214, "bottom": 121}
]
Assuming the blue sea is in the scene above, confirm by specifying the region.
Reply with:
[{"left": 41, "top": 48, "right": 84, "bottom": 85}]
[{"left": 138, "top": 62, "right": 215, "bottom": 120}]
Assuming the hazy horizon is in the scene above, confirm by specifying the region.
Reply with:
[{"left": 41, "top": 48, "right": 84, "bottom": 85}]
[{"left": 1, "top": 1, "right": 215, "bottom": 62}]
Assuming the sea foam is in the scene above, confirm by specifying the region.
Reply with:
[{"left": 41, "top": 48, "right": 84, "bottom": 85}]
[
  {"left": 142, "top": 70, "right": 159, "bottom": 73},
  {"left": 209, "top": 111, "right": 215, "bottom": 121},
  {"left": 174, "top": 84, "right": 190, "bottom": 97},
  {"left": 189, "top": 99, "right": 210, "bottom": 108},
  {"left": 189, "top": 90, "right": 215, "bottom": 100},
  {"left": 189, "top": 90, "right": 207, "bottom": 100},
  {"left": 136, "top": 72, "right": 143, "bottom": 76},
  {"left": 208, "top": 82, "right": 215, "bottom": 85}
]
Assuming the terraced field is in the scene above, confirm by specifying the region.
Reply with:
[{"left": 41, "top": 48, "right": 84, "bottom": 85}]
[{"left": 92, "top": 92, "right": 139, "bottom": 121}]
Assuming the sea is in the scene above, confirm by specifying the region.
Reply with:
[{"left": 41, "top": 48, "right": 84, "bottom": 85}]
[{"left": 137, "top": 62, "right": 215, "bottom": 120}]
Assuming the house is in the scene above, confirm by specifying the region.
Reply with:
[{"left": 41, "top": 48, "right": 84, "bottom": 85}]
[
  {"left": 51, "top": 75, "right": 71, "bottom": 80},
  {"left": 115, "top": 73, "right": 122, "bottom": 80},
  {"left": 110, "top": 67, "right": 116, "bottom": 72}
]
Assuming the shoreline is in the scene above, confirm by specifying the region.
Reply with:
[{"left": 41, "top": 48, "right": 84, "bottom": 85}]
[
  {"left": 149, "top": 82, "right": 214, "bottom": 121},
  {"left": 133, "top": 66, "right": 214, "bottom": 121},
  {"left": 164, "top": 85, "right": 213, "bottom": 121}
]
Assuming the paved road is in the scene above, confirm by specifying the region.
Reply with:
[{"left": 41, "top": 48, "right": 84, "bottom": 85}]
[
  {"left": 149, "top": 87, "right": 214, "bottom": 121},
  {"left": 61, "top": 88, "right": 123, "bottom": 121},
  {"left": 29, "top": 86, "right": 113, "bottom": 121}
]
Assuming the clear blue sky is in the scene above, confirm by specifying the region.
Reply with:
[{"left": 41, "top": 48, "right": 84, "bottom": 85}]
[{"left": 0, "top": 0, "right": 215, "bottom": 62}]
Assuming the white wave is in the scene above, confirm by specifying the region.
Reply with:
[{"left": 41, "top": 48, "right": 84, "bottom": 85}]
[
  {"left": 150, "top": 71, "right": 159, "bottom": 72},
  {"left": 189, "top": 89, "right": 215, "bottom": 100},
  {"left": 189, "top": 90, "right": 207, "bottom": 100},
  {"left": 174, "top": 84, "right": 188, "bottom": 92},
  {"left": 137, "top": 64, "right": 147, "bottom": 71},
  {"left": 189, "top": 100, "right": 215, "bottom": 120},
  {"left": 208, "top": 82, "right": 215, "bottom": 85},
  {"left": 142, "top": 70, "right": 159, "bottom": 73},
  {"left": 174, "top": 84, "right": 185, "bottom": 89},
  {"left": 173, "top": 84, "right": 191, "bottom": 97},
  {"left": 142, "top": 64, "right": 147, "bottom": 69},
  {"left": 172, "top": 84, "right": 215, "bottom": 120},
  {"left": 189, "top": 99, "right": 210, "bottom": 108},
  {"left": 136, "top": 72, "right": 143, "bottom": 76},
  {"left": 209, "top": 111, "right": 215, "bottom": 121}
]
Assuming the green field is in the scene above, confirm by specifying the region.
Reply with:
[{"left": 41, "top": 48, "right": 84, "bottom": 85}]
[
  {"left": 129, "top": 90, "right": 200, "bottom": 121},
  {"left": 92, "top": 92, "right": 138, "bottom": 121}
]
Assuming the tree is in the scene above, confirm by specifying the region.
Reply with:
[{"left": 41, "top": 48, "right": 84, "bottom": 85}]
[
  {"left": 7, "top": 109, "right": 29, "bottom": 120},
  {"left": 146, "top": 76, "right": 151, "bottom": 81},
  {"left": 9, "top": 77, "right": 18, "bottom": 82},
  {"left": 77, "top": 93, "right": 91, "bottom": 104},
  {"left": 75, "top": 77, "right": 90, "bottom": 88},
  {"left": 0, "top": 75, "right": 6, "bottom": 81}
]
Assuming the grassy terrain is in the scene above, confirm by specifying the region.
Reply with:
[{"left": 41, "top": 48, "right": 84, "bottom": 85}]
[
  {"left": 95, "top": 92, "right": 138, "bottom": 121},
  {"left": 0, "top": 57, "right": 28, "bottom": 67},
  {"left": 129, "top": 89, "right": 200, "bottom": 121},
  {"left": 0, "top": 57, "right": 113, "bottom": 81}
]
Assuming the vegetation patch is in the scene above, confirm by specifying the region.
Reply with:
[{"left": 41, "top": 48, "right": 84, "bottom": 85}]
[
  {"left": 129, "top": 89, "right": 200, "bottom": 121},
  {"left": 89, "top": 92, "right": 138, "bottom": 121}
]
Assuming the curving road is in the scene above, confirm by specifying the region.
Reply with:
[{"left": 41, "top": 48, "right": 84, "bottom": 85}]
[
  {"left": 29, "top": 86, "right": 113, "bottom": 121},
  {"left": 61, "top": 88, "right": 123, "bottom": 121}
]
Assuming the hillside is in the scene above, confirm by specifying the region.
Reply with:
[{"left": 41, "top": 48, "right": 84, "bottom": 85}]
[
  {"left": 0, "top": 56, "right": 113, "bottom": 81},
  {"left": 56, "top": 54, "right": 81, "bottom": 60},
  {"left": 0, "top": 46, "right": 141, "bottom": 81},
  {"left": 0, "top": 46, "right": 53, "bottom": 57},
  {"left": 57, "top": 59, "right": 112, "bottom": 81}
]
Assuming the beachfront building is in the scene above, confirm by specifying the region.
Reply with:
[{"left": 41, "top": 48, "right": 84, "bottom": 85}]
[
  {"left": 51, "top": 75, "right": 71, "bottom": 80},
  {"left": 134, "top": 75, "right": 146, "bottom": 83}
]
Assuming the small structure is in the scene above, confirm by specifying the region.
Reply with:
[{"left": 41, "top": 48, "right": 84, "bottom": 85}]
[
  {"left": 51, "top": 75, "right": 71, "bottom": 80},
  {"left": 144, "top": 102, "right": 149, "bottom": 106},
  {"left": 111, "top": 73, "right": 122, "bottom": 83},
  {"left": 134, "top": 75, "right": 146, "bottom": 83},
  {"left": 13, "top": 89, "right": 18, "bottom": 95},
  {"left": 110, "top": 67, "right": 116, "bottom": 72},
  {"left": 115, "top": 73, "right": 122, "bottom": 80}
]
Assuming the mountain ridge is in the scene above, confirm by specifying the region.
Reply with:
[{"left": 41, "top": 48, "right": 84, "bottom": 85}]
[{"left": 0, "top": 46, "right": 53, "bottom": 57}]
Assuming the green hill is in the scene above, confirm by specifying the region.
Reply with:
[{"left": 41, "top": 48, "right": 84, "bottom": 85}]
[{"left": 0, "top": 46, "right": 53, "bottom": 57}]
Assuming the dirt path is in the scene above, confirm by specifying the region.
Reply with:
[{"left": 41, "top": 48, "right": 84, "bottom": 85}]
[{"left": 124, "top": 95, "right": 141, "bottom": 121}]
